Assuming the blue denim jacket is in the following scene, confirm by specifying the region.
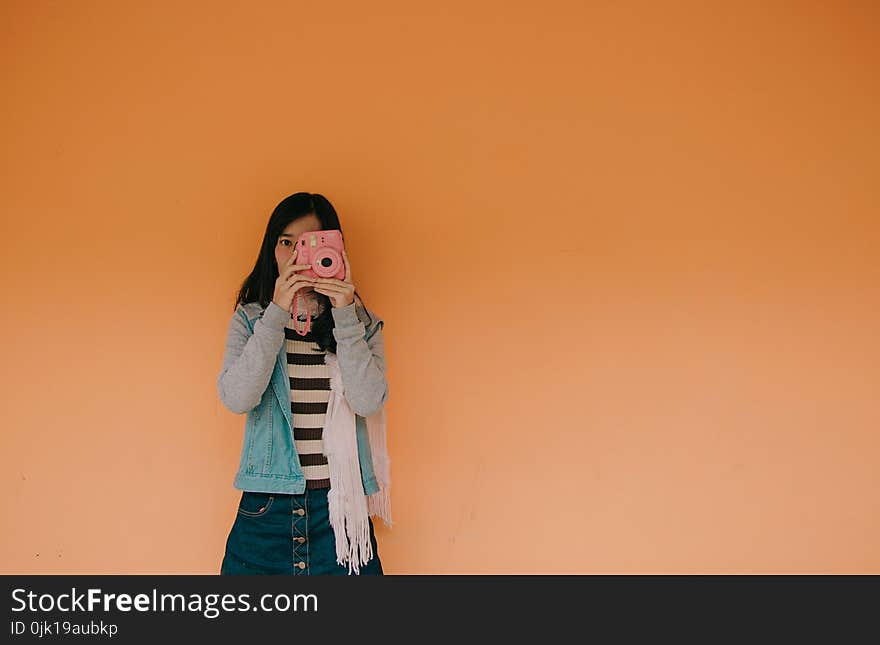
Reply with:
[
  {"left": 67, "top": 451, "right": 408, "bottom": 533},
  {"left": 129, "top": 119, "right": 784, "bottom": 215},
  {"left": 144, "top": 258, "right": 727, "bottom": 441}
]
[{"left": 219, "top": 300, "right": 386, "bottom": 495}]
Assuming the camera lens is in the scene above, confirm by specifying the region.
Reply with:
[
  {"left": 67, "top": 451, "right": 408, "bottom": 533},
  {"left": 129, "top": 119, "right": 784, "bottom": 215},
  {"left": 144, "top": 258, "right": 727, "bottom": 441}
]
[{"left": 320, "top": 258, "right": 333, "bottom": 268}]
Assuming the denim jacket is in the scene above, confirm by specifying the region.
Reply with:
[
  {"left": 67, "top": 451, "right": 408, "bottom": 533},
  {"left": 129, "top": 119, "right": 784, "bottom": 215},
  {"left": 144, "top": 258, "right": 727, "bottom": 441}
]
[{"left": 217, "top": 298, "right": 388, "bottom": 495}]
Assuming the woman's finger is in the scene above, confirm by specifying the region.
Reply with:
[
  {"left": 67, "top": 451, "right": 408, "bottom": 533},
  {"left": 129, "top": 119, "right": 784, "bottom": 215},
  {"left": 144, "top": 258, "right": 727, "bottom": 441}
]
[
  {"left": 280, "top": 255, "right": 310, "bottom": 279},
  {"left": 286, "top": 274, "right": 315, "bottom": 286},
  {"left": 311, "top": 283, "right": 346, "bottom": 293},
  {"left": 308, "top": 277, "right": 350, "bottom": 287}
]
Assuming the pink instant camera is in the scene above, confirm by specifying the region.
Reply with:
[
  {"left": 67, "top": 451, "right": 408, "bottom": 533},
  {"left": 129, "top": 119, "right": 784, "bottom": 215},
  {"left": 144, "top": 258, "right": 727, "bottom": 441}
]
[
  {"left": 289, "top": 229, "right": 346, "bottom": 336},
  {"left": 295, "top": 229, "right": 346, "bottom": 280}
]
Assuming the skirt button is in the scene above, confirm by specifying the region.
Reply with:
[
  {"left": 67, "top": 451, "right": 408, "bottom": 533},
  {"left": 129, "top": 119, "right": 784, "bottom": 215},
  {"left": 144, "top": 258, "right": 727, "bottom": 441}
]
[{"left": 297, "top": 561, "right": 306, "bottom": 570}]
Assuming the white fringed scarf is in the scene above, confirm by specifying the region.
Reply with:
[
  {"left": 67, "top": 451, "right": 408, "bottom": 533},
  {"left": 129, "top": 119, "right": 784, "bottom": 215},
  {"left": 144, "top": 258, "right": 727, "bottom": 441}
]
[{"left": 322, "top": 351, "right": 393, "bottom": 575}]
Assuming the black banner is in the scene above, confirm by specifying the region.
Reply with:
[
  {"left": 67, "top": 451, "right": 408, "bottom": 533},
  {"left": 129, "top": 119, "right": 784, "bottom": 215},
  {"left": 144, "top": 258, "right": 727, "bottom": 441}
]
[{"left": 3, "top": 575, "right": 877, "bottom": 640}]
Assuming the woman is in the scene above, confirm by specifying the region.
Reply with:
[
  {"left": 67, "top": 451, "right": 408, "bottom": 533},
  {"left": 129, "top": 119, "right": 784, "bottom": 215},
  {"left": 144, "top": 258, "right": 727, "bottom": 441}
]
[{"left": 217, "top": 192, "right": 391, "bottom": 575}]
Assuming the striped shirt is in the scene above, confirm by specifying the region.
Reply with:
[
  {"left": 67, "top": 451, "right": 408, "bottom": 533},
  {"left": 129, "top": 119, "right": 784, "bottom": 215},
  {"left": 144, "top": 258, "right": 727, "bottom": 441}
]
[{"left": 285, "top": 316, "right": 332, "bottom": 489}]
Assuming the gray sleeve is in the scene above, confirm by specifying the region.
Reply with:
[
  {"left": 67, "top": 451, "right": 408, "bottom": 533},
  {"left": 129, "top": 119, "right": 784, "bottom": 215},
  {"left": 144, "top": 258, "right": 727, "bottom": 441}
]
[
  {"left": 217, "top": 301, "right": 290, "bottom": 414},
  {"left": 331, "top": 303, "right": 389, "bottom": 416}
]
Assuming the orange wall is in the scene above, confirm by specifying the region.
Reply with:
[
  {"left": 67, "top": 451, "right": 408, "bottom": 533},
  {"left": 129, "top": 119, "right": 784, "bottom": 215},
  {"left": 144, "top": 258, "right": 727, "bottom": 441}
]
[{"left": 1, "top": 1, "right": 878, "bottom": 573}]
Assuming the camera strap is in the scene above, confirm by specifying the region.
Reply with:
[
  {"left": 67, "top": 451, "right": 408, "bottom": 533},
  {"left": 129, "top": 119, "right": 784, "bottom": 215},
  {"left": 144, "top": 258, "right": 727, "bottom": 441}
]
[{"left": 290, "top": 295, "right": 312, "bottom": 336}]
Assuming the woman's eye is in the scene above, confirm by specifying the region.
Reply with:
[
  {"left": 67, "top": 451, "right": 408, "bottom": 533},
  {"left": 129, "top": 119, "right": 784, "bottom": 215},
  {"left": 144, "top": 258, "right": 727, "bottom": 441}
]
[{"left": 280, "top": 240, "right": 290, "bottom": 246}]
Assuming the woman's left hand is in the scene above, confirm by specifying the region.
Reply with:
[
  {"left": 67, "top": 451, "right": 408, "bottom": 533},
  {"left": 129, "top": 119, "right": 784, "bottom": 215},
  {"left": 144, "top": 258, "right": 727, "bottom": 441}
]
[{"left": 311, "top": 249, "right": 356, "bottom": 308}]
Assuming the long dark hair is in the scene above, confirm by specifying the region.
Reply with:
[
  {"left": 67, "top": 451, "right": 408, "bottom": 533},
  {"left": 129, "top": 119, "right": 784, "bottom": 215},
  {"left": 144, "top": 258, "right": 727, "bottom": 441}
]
[{"left": 233, "top": 192, "right": 370, "bottom": 354}]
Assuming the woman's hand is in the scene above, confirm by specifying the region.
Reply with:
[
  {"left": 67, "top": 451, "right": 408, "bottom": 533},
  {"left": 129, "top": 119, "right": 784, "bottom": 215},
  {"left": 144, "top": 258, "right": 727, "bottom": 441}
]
[
  {"left": 312, "top": 249, "right": 356, "bottom": 308},
  {"left": 272, "top": 245, "right": 315, "bottom": 311}
]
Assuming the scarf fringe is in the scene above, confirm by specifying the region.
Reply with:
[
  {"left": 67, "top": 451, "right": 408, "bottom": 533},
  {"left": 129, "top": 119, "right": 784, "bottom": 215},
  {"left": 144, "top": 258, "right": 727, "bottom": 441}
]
[{"left": 323, "top": 352, "right": 392, "bottom": 574}]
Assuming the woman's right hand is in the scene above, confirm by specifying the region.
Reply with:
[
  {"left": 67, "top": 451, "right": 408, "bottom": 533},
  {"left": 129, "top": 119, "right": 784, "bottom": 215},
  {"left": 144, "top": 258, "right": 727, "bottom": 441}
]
[{"left": 272, "top": 246, "right": 314, "bottom": 312}]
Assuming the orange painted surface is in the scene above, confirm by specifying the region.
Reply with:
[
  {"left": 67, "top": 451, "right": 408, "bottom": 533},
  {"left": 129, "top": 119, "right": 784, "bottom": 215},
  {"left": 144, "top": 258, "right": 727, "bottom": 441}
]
[{"left": 1, "top": 1, "right": 878, "bottom": 573}]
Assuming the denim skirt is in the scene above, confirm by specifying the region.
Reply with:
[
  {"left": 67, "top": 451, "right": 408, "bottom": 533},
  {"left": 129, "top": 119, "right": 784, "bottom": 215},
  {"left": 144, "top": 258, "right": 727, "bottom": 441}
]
[{"left": 220, "top": 487, "right": 384, "bottom": 575}]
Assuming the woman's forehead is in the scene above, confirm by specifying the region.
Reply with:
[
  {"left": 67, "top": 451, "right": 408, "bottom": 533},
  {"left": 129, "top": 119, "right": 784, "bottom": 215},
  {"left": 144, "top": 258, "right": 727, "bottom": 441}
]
[{"left": 280, "top": 215, "right": 321, "bottom": 237}]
